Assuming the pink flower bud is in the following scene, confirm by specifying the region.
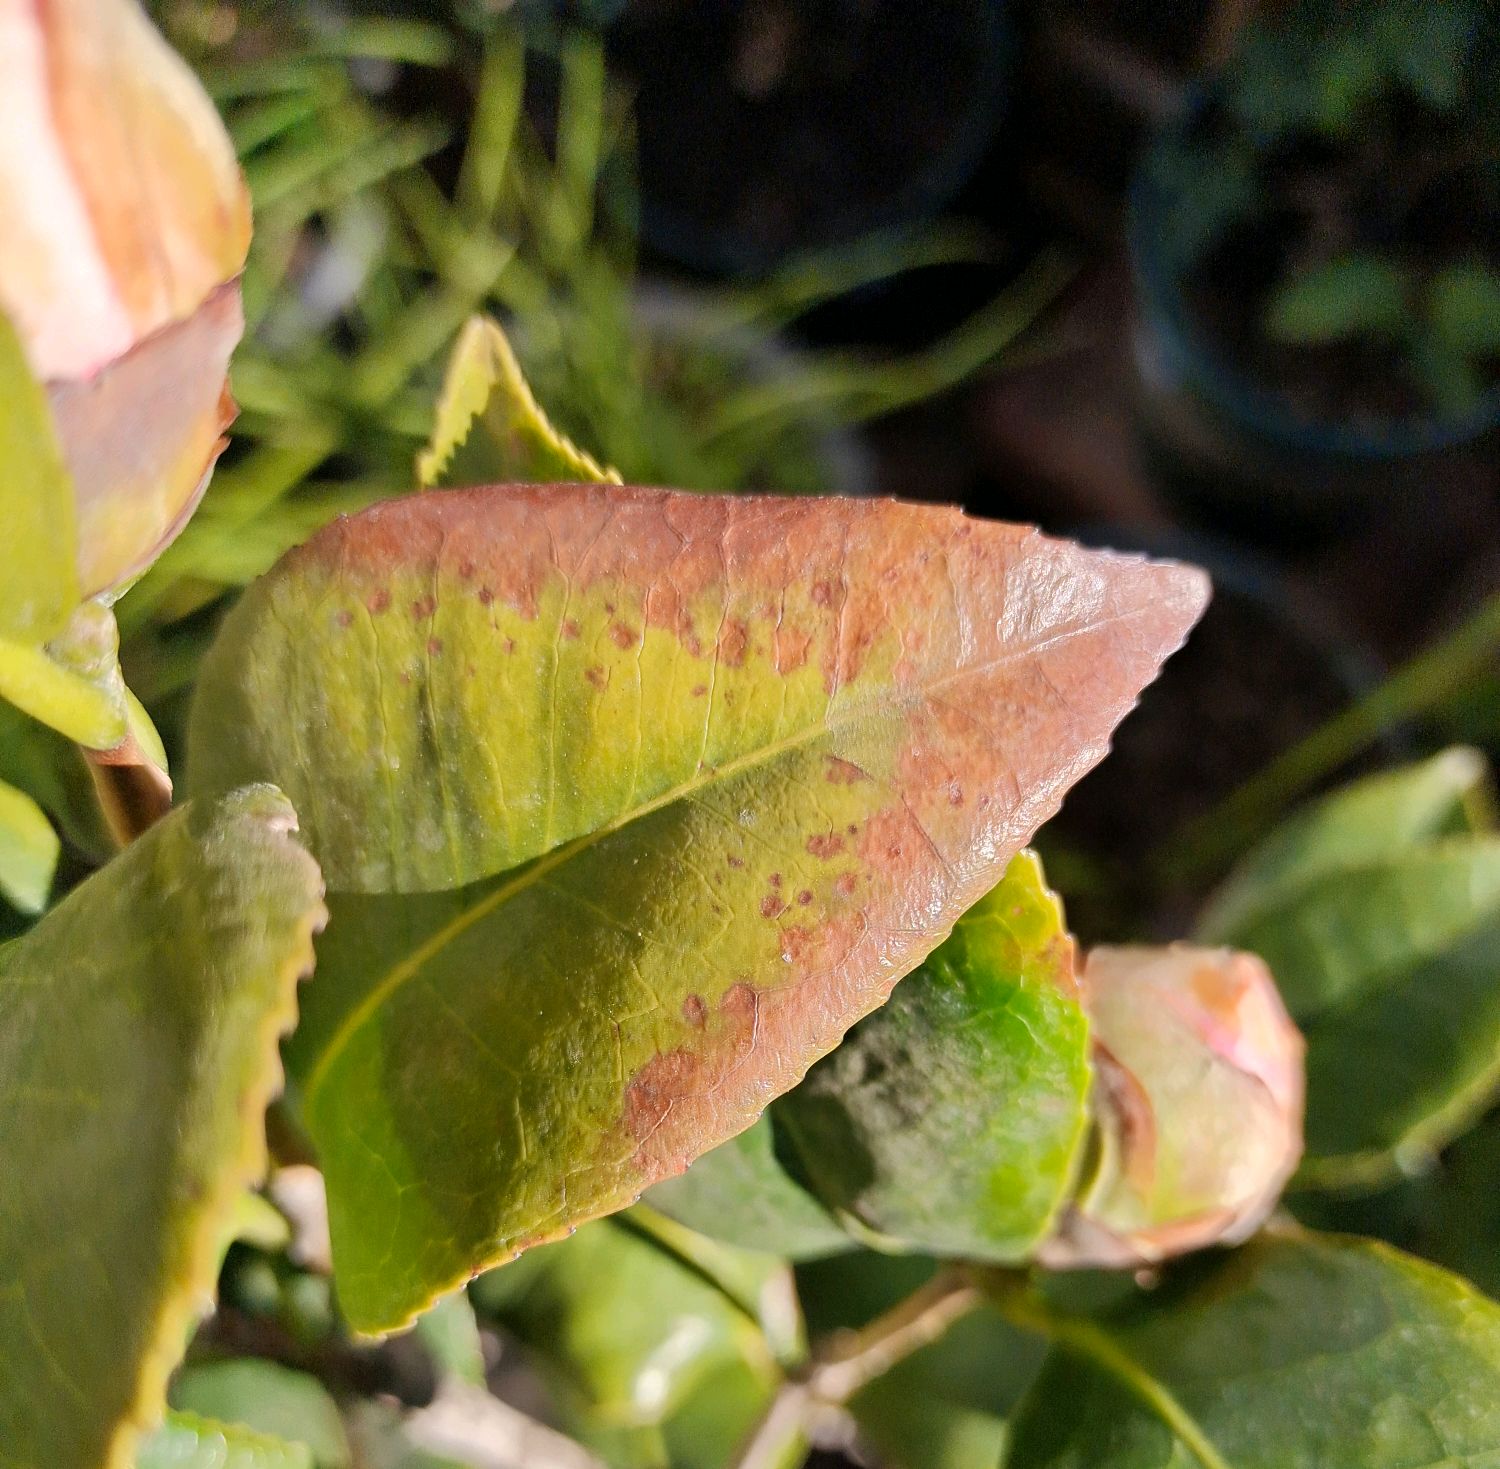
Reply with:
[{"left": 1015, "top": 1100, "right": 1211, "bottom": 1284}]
[
  {"left": 0, "top": 0, "right": 250, "bottom": 598},
  {"left": 1039, "top": 944, "right": 1305, "bottom": 1269}
]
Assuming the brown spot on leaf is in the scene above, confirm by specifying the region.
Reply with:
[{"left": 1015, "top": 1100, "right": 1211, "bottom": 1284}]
[
  {"left": 825, "top": 756, "right": 868, "bottom": 785},
  {"left": 836, "top": 872, "right": 858, "bottom": 897},
  {"left": 624, "top": 1049, "right": 701, "bottom": 1142},
  {"left": 585, "top": 665, "right": 608, "bottom": 690},
  {"left": 682, "top": 994, "right": 707, "bottom": 1027},
  {"left": 727, "top": 854, "right": 745, "bottom": 869},
  {"left": 458, "top": 558, "right": 475, "bottom": 580},
  {"left": 334, "top": 609, "right": 353, "bottom": 629},
  {"left": 691, "top": 684, "right": 709, "bottom": 698},
  {"left": 718, "top": 619, "right": 749, "bottom": 667},
  {"left": 411, "top": 595, "right": 437, "bottom": 619},
  {"left": 811, "top": 579, "right": 835, "bottom": 606},
  {"left": 366, "top": 589, "right": 390, "bottom": 614},
  {"left": 760, "top": 894, "right": 786, "bottom": 919},
  {"left": 797, "top": 889, "right": 813, "bottom": 905},
  {"left": 562, "top": 618, "right": 581, "bottom": 640},
  {"left": 478, "top": 586, "right": 495, "bottom": 606},
  {"left": 806, "top": 832, "right": 846, "bottom": 859},
  {"left": 610, "top": 621, "right": 637, "bottom": 649},
  {"left": 427, "top": 637, "right": 444, "bottom": 656}
]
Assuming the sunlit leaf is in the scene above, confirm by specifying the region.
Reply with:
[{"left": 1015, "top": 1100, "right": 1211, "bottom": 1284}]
[
  {"left": 1201, "top": 750, "right": 1500, "bottom": 1187},
  {"left": 417, "top": 316, "right": 621, "bottom": 489},
  {"left": 136, "top": 1412, "right": 312, "bottom": 1469},
  {"left": 0, "top": 776, "right": 60, "bottom": 914},
  {"left": 1007, "top": 1232, "right": 1500, "bottom": 1469},
  {"left": 188, "top": 484, "right": 1207, "bottom": 1330},
  {"left": 0, "top": 789, "right": 325, "bottom": 1469}
]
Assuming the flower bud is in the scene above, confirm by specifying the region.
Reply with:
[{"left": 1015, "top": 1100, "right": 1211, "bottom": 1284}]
[
  {"left": 1039, "top": 944, "right": 1304, "bottom": 1269},
  {"left": 0, "top": 0, "right": 250, "bottom": 598}
]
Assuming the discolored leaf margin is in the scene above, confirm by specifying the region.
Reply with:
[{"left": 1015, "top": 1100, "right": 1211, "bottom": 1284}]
[
  {"left": 417, "top": 315, "right": 621, "bottom": 490},
  {"left": 189, "top": 484, "right": 1208, "bottom": 1331},
  {"left": 0, "top": 788, "right": 325, "bottom": 1469},
  {"left": 1006, "top": 1231, "right": 1500, "bottom": 1469}
]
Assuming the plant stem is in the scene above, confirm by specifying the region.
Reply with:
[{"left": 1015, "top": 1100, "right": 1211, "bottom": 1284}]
[
  {"left": 1159, "top": 591, "right": 1500, "bottom": 884},
  {"left": 728, "top": 1266, "right": 983, "bottom": 1469}
]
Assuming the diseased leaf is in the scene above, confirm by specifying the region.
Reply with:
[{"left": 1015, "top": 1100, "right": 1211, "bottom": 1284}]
[
  {"left": 470, "top": 1218, "right": 778, "bottom": 1467},
  {"left": 1201, "top": 751, "right": 1500, "bottom": 1187},
  {"left": 0, "top": 789, "right": 325, "bottom": 1469},
  {"left": 189, "top": 484, "right": 1207, "bottom": 1330},
  {"left": 645, "top": 1113, "right": 852, "bottom": 1262},
  {"left": 0, "top": 306, "right": 78, "bottom": 645},
  {"left": 417, "top": 316, "right": 621, "bottom": 489},
  {"left": 136, "top": 1412, "right": 313, "bottom": 1469},
  {"left": 0, "top": 776, "right": 60, "bottom": 914},
  {"left": 1006, "top": 1232, "right": 1500, "bottom": 1469},
  {"left": 775, "top": 850, "right": 1090, "bottom": 1260},
  {"left": 171, "top": 1362, "right": 349, "bottom": 1469}
]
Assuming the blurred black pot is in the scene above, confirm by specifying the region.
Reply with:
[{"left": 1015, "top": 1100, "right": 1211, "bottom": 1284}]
[{"left": 607, "top": 0, "right": 1011, "bottom": 276}]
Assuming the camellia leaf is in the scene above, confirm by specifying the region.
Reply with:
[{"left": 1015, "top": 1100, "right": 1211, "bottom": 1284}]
[
  {"left": 416, "top": 315, "right": 621, "bottom": 489},
  {"left": 136, "top": 1412, "right": 313, "bottom": 1469},
  {"left": 775, "top": 849, "right": 1090, "bottom": 1260},
  {"left": 0, "top": 306, "right": 79, "bottom": 645},
  {"left": 171, "top": 1362, "right": 349, "bottom": 1469},
  {"left": 645, "top": 1112, "right": 853, "bottom": 1262},
  {"left": 188, "top": 484, "right": 1207, "bottom": 1330},
  {"left": 0, "top": 788, "right": 325, "bottom": 1469},
  {"left": 0, "top": 776, "right": 60, "bottom": 914},
  {"left": 1006, "top": 1231, "right": 1500, "bottom": 1469},
  {"left": 470, "top": 1218, "right": 779, "bottom": 1467},
  {"left": 1200, "top": 750, "right": 1500, "bottom": 1188}
]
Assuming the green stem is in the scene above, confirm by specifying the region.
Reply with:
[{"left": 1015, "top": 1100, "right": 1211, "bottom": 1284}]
[{"left": 1159, "top": 591, "right": 1500, "bottom": 884}]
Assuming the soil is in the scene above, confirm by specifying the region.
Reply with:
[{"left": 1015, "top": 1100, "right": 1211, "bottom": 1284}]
[
  {"left": 1177, "top": 87, "right": 1500, "bottom": 429},
  {"left": 608, "top": 0, "right": 1005, "bottom": 271}
]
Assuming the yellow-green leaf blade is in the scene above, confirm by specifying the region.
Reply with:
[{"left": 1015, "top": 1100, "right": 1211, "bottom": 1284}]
[
  {"left": 0, "top": 776, "right": 60, "bottom": 914},
  {"left": 0, "top": 306, "right": 79, "bottom": 644},
  {"left": 191, "top": 485, "right": 1207, "bottom": 1331},
  {"left": 0, "top": 789, "right": 326, "bottom": 1469},
  {"left": 137, "top": 1413, "right": 313, "bottom": 1469}
]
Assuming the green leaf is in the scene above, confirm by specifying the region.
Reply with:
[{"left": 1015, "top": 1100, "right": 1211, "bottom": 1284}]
[
  {"left": 1264, "top": 255, "right": 1411, "bottom": 346},
  {"left": 171, "top": 1362, "right": 349, "bottom": 1469},
  {"left": 188, "top": 484, "right": 1207, "bottom": 1331},
  {"left": 775, "top": 850, "right": 1090, "bottom": 1260},
  {"left": 415, "top": 1292, "right": 487, "bottom": 1388},
  {"left": 0, "top": 788, "right": 325, "bottom": 1469},
  {"left": 470, "top": 1218, "right": 778, "bottom": 1465},
  {"left": 0, "top": 305, "right": 79, "bottom": 645},
  {"left": 0, "top": 698, "right": 115, "bottom": 862},
  {"left": 1430, "top": 262, "right": 1500, "bottom": 359},
  {"left": 0, "top": 776, "right": 60, "bottom": 914},
  {"left": 417, "top": 316, "right": 621, "bottom": 489},
  {"left": 1201, "top": 751, "right": 1500, "bottom": 1187},
  {"left": 644, "top": 1113, "right": 852, "bottom": 1262},
  {"left": 1006, "top": 1232, "right": 1500, "bottom": 1469},
  {"left": 137, "top": 1412, "right": 313, "bottom": 1469}
]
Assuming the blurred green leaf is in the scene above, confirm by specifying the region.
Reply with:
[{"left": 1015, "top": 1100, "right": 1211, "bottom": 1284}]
[
  {"left": 1264, "top": 255, "right": 1411, "bottom": 346},
  {"left": 415, "top": 1292, "right": 487, "bottom": 1388},
  {"left": 1006, "top": 1232, "right": 1500, "bottom": 1469},
  {"left": 137, "top": 1412, "right": 313, "bottom": 1469},
  {"left": 0, "top": 697, "right": 114, "bottom": 863},
  {"left": 1201, "top": 750, "right": 1500, "bottom": 1187},
  {"left": 471, "top": 1219, "right": 777, "bottom": 1467},
  {"left": 0, "top": 600, "right": 130, "bottom": 749},
  {"left": 644, "top": 1113, "right": 852, "bottom": 1263},
  {"left": 0, "top": 777, "right": 59, "bottom": 914},
  {"left": 775, "top": 851, "right": 1091, "bottom": 1260},
  {"left": 0, "top": 306, "right": 79, "bottom": 646},
  {"left": 417, "top": 315, "right": 620, "bottom": 488},
  {"left": 172, "top": 1362, "right": 349, "bottom": 1469},
  {"left": 1430, "top": 262, "right": 1500, "bottom": 359},
  {"left": 0, "top": 790, "right": 324, "bottom": 1469}
]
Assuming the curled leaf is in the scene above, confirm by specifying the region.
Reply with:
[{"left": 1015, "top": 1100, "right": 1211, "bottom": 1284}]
[{"left": 1040, "top": 944, "right": 1304, "bottom": 1269}]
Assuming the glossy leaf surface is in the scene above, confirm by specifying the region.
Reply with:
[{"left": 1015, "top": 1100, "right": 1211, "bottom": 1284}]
[
  {"left": 191, "top": 484, "right": 1206, "bottom": 1330},
  {"left": 417, "top": 315, "right": 621, "bottom": 489},
  {"left": 1007, "top": 1232, "right": 1500, "bottom": 1469},
  {"left": 0, "top": 789, "right": 325, "bottom": 1469},
  {"left": 777, "top": 850, "right": 1089, "bottom": 1259},
  {"left": 1200, "top": 750, "right": 1500, "bottom": 1186}
]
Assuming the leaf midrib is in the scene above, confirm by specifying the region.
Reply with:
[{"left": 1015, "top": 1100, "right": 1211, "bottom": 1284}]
[{"left": 301, "top": 601, "right": 1159, "bottom": 1101}]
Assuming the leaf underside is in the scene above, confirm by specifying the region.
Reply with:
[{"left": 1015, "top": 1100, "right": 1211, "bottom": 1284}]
[
  {"left": 188, "top": 483, "right": 1208, "bottom": 1331},
  {"left": 0, "top": 789, "right": 325, "bottom": 1469}
]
